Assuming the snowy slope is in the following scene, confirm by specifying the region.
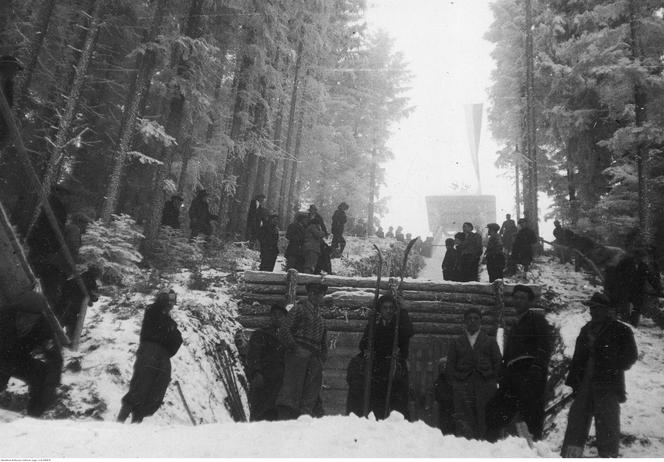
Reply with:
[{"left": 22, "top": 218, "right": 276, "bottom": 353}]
[
  {"left": 0, "top": 412, "right": 552, "bottom": 458},
  {"left": 524, "top": 258, "right": 664, "bottom": 457},
  {"left": 2, "top": 268, "right": 247, "bottom": 425}
]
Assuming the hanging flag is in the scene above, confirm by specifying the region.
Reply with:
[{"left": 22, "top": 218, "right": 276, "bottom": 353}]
[{"left": 464, "top": 103, "right": 483, "bottom": 194}]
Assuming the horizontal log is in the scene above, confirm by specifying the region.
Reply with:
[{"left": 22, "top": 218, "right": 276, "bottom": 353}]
[
  {"left": 240, "top": 284, "right": 377, "bottom": 296},
  {"left": 243, "top": 271, "right": 541, "bottom": 296}
]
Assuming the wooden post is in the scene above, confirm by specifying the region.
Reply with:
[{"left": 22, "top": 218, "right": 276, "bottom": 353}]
[
  {"left": 493, "top": 278, "right": 505, "bottom": 354},
  {"left": 0, "top": 86, "right": 91, "bottom": 348},
  {"left": 286, "top": 268, "right": 298, "bottom": 306}
]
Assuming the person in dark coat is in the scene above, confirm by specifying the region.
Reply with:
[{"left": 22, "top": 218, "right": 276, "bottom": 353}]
[
  {"left": 434, "top": 358, "right": 455, "bottom": 435},
  {"left": 302, "top": 216, "right": 325, "bottom": 274},
  {"left": 458, "top": 222, "right": 483, "bottom": 282},
  {"left": 446, "top": 307, "right": 501, "bottom": 440},
  {"left": 27, "top": 186, "right": 71, "bottom": 308},
  {"left": 0, "top": 291, "right": 63, "bottom": 417},
  {"left": 247, "top": 304, "right": 287, "bottom": 421},
  {"left": 376, "top": 226, "right": 385, "bottom": 239},
  {"left": 258, "top": 214, "right": 279, "bottom": 272},
  {"left": 386, "top": 226, "right": 395, "bottom": 239},
  {"left": 499, "top": 214, "right": 517, "bottom": 256},
  {"left": 604, "top": 237, "right": 662, "bottom": 327},
  {"left": 395, "top": 226, "right": 405, "bottom": 242},
  {"left": 331, "top": 202, "right": 349, "bottom": 255},
  {"left": 189, "top": 189, "right": 217, "bottom": 238},
  {"left": 316, "top": 241, "right": 333, "bottom": 275},
  {"left": 561, "top": 293, "right": 638, "bottom": 458},
  {"left": 358, "top": 295, "right": 414, "bottom": 420},
  {"left": 486, "top": 285, "right": 553, "bottom": 442},
  {"left": 118, "top": 290, "right": 183, "bottom": 423},
  {"left": 485, "top": 223, "right": 505, "bottom": 283},
  {"left": 54, "top": 265, "right": 101, "bottom": 336},
  {"left": 508, "top": 218, "right": 538, "bottom": 274},
  {"left": 308, "top": 205, "right": 328, "bottom": 237},
  {"left": 442, "top": 238, "right": 458, "bottom": 281},
  {"left": 275, "top": 283, "right": 328, "bottom": 419},
  {"left": 0, "top": 55, "right": 22, "bottom": 146},
  {"left": 345, "top": 352, "right": 365, "bottom": 417},
  {"left": 285, "top": 213, "right": 307, "bottom": 271},
  {"left": 161, "top": 195, "right": 183, "bottom": 229},
  {"left": 246, "top": 194, "right": 268, "bottom": 244},
  {"left": 552, "top": 220, "right": 574, "bottom": 264}
]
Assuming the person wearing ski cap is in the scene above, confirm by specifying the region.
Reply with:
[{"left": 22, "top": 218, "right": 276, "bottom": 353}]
[
  {"left": 247, "top": 304, "right": 287, "bottom": 421},
  {"left": 446, "top": 307, "right": 501, "bottom": 440},
  {"left": 0, "top": 291, "right": 63, "bottom": 417},
  {"left": 485, "top": 223, "right": 505, "bottom": 283},
  {"left": 358, "top": 294, "right": 414, "bottom": 420},
  {"left": 118, "top": 290, "right": 182, "bottom": 423},
  {"left": 486, "top": 284, "right": 553, "bottom": 442},
  {"left": 275, "top": 282, "right": 328, "bottom": 419},
  {"left": 561, "top": 293, "right": 638, "bottom": 458}
]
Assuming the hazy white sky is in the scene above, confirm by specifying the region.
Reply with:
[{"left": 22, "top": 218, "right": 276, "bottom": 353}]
[{"left": 365, "top": 0, "right": 525, "bottom": 238}]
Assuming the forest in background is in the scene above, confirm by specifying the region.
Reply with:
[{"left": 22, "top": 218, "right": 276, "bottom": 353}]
[
  {"left": 0, "top": 0, "right": 411, "bottom": 250},
  {"left": 487, "top": 0, "right": 664, "bottom": 257}
]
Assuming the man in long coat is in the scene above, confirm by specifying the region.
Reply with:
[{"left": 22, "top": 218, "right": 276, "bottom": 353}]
[
  {"left": 257, "top": 214, "right": 279, "bottom": 272},
  {"left": 358, "top": 294, "right": 414, "bottom": 420},
  {"left": 500, "top": 214, "right": 517, "bottom": 256},
  {"left": 561, "top": 293, "right": 638, "bottom": 458},
  {"left": 285, "top": 213, "right": 307, "bottom": 271},
  {"left": 446, "top": 307, "right": 501, "bottom": 439},
  {"left": 486, "top": 285, "right": 553, "bottom": 442},
  {"left": 485, "top": 223, "right": 505, "bottom": 282}
]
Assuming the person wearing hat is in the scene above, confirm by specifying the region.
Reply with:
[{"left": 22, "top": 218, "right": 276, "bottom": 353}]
[
  {"left": 457, "top": 222, "right": 483, "bottom": 282},
  {"left": 118, "top": 290, "right": 182, "bottom": 423},
  {"left": 302, "top": 214, "right": 326, "bottom": 274},
  {"left": 308, "top": 204, "right": 328, "bottom": 237},
  {"left": 485, "top": 223, "right": 505, "bottom": 283},
  {"left": 247, "top": 304, "right": 287, "bottom": 421},
  {"left": 161, "top": 195, "right": 183, "bottom": 229},
  {"left": 486, "top": 284, "right": 553, "bottom": 442},
  {"left": 561, "top": 292, "right": 638, "bottom": 457},
  {"left": 499, "top": 214, "right": 517, "bottom": 257},
  {"left": 258, "top": 213, "right": 280, "bottom": 272},
  {"left": 358, "top": 294, "right": 414, "bottom": 420},
  {"left": 0, "top": 291, "right": 63, "bottom": 417},
  {"left": 508, "top": 218, "right": 538, "bottom": 275},
  {"left": 604, "top": 229, "right": 662, "bottom": 327},
  {"left": 246, "top": 194, "right": 268, "bottom": 246},
  {"left": 331, "top": 202, "right": 349, "bottom": 256},
  {"left": 275, "top": 282, "right": 328, "bottom": 419},
  {"left": 442, "top": 237, "right": 458, "bottom": 281},
  {"left": 189, "top": 189, "right": 217, "bottom": 238},
  {"left": 446, "top": 307, "right": 502, "bottom": 439},
  {"left": 285, "top": 212, "right": 308, "bottom": 271}
]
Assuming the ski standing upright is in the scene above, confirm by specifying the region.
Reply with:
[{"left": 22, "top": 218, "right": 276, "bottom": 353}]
[{"left": 383, "top": 237, "right": 418, "bottom": 418}]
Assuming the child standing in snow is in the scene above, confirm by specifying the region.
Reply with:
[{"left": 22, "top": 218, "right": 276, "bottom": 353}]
[{"left": 118, "top": 290, "right": 182, "bottom": 423}]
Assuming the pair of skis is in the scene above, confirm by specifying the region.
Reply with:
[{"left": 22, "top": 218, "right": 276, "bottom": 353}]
[{"left": 362, "top": 237, "right": 418, "bottom": 419}]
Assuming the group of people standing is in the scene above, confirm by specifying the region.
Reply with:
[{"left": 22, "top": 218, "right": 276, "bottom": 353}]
[
  {"left": 161, "top": 189, "right": 219, "bottom": 238},
  {"left": 431, "top": 286, "right": 637, "bottom": 458},
  {"left": 247, "top": 283, "right": 415, "bottom": 422},
  {"left": 441, "top": 215, "right": 538, "bottom": 283}
]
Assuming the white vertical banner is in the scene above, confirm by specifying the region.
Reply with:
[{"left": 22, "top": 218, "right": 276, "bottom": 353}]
[{"left": 464, "top": 103, "right": 483, "bottom": 194}]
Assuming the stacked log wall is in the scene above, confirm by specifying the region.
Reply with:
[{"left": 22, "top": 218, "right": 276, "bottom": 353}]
[{"left": 238, "top": 270, "right": 542, "bottom": 422}]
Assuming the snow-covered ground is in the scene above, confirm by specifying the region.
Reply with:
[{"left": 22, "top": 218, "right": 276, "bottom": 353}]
[
  {"left": 0, "top": 411, "right": 551, "bottom": 458},
  {"left": 424, "top": 252, "right": 664, "bottom": 457},
  {"left": 2, "top": 243, "right": 663, "bottom": 457}
]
